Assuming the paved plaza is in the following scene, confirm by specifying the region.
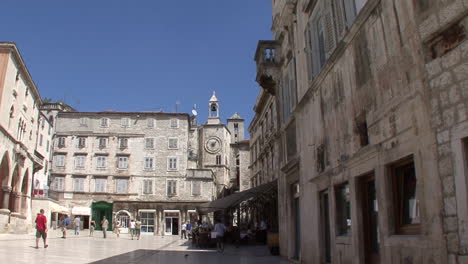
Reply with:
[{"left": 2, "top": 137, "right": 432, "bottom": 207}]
[{"left": 0, "top": 230, "right": 291, "bottom": 264}]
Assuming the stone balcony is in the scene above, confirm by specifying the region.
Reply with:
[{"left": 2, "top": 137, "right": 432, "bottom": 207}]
[{"left": 254, "top": 40, "right": 282, "bottom": 94}]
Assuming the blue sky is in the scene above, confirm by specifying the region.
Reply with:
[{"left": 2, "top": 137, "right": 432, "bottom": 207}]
[{"left": 1, "top": 0, "right": 272, "bottom": 128}]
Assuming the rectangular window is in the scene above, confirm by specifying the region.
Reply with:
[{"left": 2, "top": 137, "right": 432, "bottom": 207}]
[
  {"left": 147, "top": 118, "right": 155, "bottom": 128},
  {"left": 73, "top": 177, "right": 85, "bottom": 192},
  {"left": 145, "top": 138, "right": 155, "bottom": 149},
  {"left": 118, "top": 156, "right": 128, "bottom": 169},
  {"left": 168, "top": 138, "right": 178, "bottom": 149},
  {"left": 96, "top": 156, "right": 107, "bottom": 169},
  {"left": 119, "top": 137, "right": 128, "bottom": 149},
  {"left": 100, "top": 118, "right": 109, "bottom": 127},
  {"left": 98, "top": 137, "right": 107, "bottom": 148},
  {"left": 46, "top": 140, "right": 50, "bottom": 152},
  {"left": 168, "top": 157, "right": 178, "bottom": 170},
  {"left": 391, "top": 158, "right": 420, "bottom": 234},
  {"left": 54, "top": 155, "right": 65, "bottom": 167},
  {"left": 144, "top": 157, "right": 154, "bottom": 170},
  {"left": 52, "top": 176, "right": 65, "bottom": 191},
  {"left": 170, "top": 119, "right": 178, "bottom": 128},
  {"left": 58, "top": 137, "right": 66, "bottom": 148},
  {"left": 79, "top": 117, "right": 88, "bottom": 126},
  {"left": 234, "top": 123, "right": 239, "bottom": 133},
  {"left": 216, "top": 155, "right": 222, "bottom": 165},
  {"left": 39, "top": 134, "right": 43, "bottom": 146},
  {"left": 335, "top": 182, "right": 351, "bottom": 236},
  {"left": 115, "top": 178, "right": 128, "bottom": 194},
  {"left": 167, "top": 180, "right": 177, "bottom": 196},
  {"left": 192, "top": 181, "right": 201, "bottom": 196},
  {"left": 143, "top": 179, "right": 153, "bottom": 194},
  {"left": 74, "top": 155, "right": 86, "bottom": 169},
  {"left": 121, "top": 118, "right": 130, "bottom": 128},
  {"left": 95, "top": 178, "right": 107, "bottom": 193},
  {"left": 77, "top": 137, "right": 86, "bottom": 148}
]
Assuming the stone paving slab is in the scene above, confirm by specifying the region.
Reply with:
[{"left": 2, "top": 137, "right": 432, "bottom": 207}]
[{"left": 0, "top": 231, "right": 291, "bottom": 264}]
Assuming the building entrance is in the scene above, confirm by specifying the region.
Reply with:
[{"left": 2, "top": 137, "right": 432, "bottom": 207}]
[
  {"left": 91, "top": 201, "right": 113, "bottom": 231},
  {"left": 360, "top": 174, "right": 380, "bottom": 264},
  {"left": 164, "top": 211, "right": 179, "bottom": 235}
]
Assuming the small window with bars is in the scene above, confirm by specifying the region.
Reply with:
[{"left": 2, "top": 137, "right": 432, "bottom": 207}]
[
  {"left": 167, "top": 180, "right": 177, "bottom": 196},
  {"left": 170, "top": 119, "right": 178, "bottom": 128},
  {"left": 118, "top": 156, "right": 128, "bottom": 169},
  {"left": 119, "top": 137, "right": 128, "bottom": 149},
  {"left": 98, "top": 137, "right": 107, "bottom": 148},
  {"left": 95, "top": 178, "right": 107, "bottom": 193},
  {"left": 192, "top": 181, "right": 201, "bottom": 196},
  {"left": 58, "top": 137, "right": 66, "bottom": 148},
  {"left": 121, "top": 118, "right": 130, "bottom": 128},
  {"left": 77, "top": 137, "right": 86, "bottom": 148},
  {"left": 73, "top": 177, "right": 85, "bottom": 192},
  {"left": 145, "top": 138, "right": 155, "bottom": 149},
  {"left": 143, "top": 179, "right": 153, "bottom": 194},
  {"left": 147, "top": 118, "right": 155, "bottom": 128},
  {"left": 168, "top": 138, "right": 178, "bottom": 149},
  {"left": 96, "top": 156, "right": 107, "bottom": 169},
  {"left": 168, "top": 157, "right": 178, "bottom": 170},
  {"left": 100, "top": 118, "right": 109, "bottom": 127},
  {"left": 144, "top": 157, "right": 154, "bottom": 170}
]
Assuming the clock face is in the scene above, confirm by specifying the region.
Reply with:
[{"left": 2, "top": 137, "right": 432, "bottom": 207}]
[{"left": 205, "top": 137, "right": 221, "bottom": 153}]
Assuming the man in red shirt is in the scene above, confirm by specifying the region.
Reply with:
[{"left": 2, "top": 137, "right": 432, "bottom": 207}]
[{"left": 35, "top": 209, "right": 48, "bottom": 249}]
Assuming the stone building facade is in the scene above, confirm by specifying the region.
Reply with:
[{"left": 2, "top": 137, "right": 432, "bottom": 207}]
[
  {"left": 48, "top": 93, "right": 249, "bottom": 236},
  {"left": 0, "top": 42, "right": 44, "bottom": 233},
  {"left": 254, "top": 0, "right": 468, "bottom": 263},
  {"left": 249, "top": 89, "right": 279, "bottom": 189}
]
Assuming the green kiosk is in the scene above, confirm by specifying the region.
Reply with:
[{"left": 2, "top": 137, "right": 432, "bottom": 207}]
[{"left": 91, "top": 201, "right": 113, "bottom": 231}]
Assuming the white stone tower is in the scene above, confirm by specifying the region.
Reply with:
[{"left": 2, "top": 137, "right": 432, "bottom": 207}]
[
  {"left": 207, "top": 91, "right": 220, "bottom": 125},
  {"left": 227, "top": 113, "right": 245, "bottom": 143}
]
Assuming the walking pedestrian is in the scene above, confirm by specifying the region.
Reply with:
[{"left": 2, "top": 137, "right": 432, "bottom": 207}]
[
  {"left": 74, "top": 216, "right": 81, "bottom": 235},
  {"left": 34, "top": 209, "right": 48, "bottom": 249},
  {"left": 129, "top": 219, "right": 136, "bottom": 240},
  {"left": 214, "top": 219, "right": 226, "bottom": 253},
  {"left": 90, "top": 219, "right": 96, "bottom": 237},
  {"left": 62, "top": 215, "right": 70, "bottom": 238},
  {"left": 186, "top": 222, "right": 192, "bottom": 239},
  {"left": 101, "top": 216, "right": 109, "bottom": 239},
  {"left": 135, "top": 218, "right": 142, "bottom": 240},
  {"left": 181, "top": 222, "right": 187, "bottom": 239},
  {"left": 114, "top": 220, "right": 121, "bottom": 238}
]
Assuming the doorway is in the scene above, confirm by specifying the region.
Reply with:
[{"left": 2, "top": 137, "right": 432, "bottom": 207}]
[
  {"left": 91, "top": 201, "right": 113, "bottom": 231},
  {"left": 320, "top": 190, "right": 331, "bottom": 263},
  {"left": 291, "top": 182, "right": 301, "bottom": 260},
  {"left": 140, "top": 211, "right": 155, "bottom": 233},
  {"left": 116, "top": 211, "right": 131, "bottom": 233},
  {"left": 164, "top": 211, "right": 179, "bottom": 235},
  {"left": 360, "top": 174, "right": 379, "bottom": 264}
]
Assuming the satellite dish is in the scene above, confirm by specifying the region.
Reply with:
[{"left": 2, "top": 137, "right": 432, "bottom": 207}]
[{"left": 192, "top": 109, "right": 198, "bottom": 116}]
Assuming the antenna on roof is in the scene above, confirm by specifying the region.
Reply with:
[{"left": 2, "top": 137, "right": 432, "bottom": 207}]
[{"left": 175, "top": 100, "right": 180, "bottom": 113}]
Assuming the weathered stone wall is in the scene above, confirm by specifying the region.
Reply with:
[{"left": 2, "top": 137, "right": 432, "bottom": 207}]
[
  {"left": 263, "top": 0, "right": 468, "bottom": 263},
  {"left": 419, "top": 0, "right": 468, "bottom": 262}
]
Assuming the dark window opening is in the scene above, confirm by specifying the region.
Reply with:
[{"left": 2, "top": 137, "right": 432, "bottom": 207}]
[
  {"left": 391, "top": 157, "right": 420, "bottom": 235},
  {"left": 357, "top": 119, "right": 369, "bottom": 147},
  {"left": 335, "top": 182, "right": 351, "bottom": 236}
]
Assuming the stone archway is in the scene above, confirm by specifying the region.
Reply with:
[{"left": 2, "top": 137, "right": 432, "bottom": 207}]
[
  {"left": 20, "top": 169, "right": 30, "bottom": 216},
  {"left": 0, "top": 152, "right": 11, "bottom": 209},
  {"left": 8, "top": 165, "right": 20, "bottom": 212}
]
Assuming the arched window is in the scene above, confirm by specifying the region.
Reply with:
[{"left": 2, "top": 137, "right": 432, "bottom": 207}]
[
  {"left": 49, "top": 115, "right": 54, "bottom": 125},
  {"left": 9, "top": 106, "right": 14, "bottom": 118},
  {"left": 210, "top": 104, "right": 218, "bottom": 117}
]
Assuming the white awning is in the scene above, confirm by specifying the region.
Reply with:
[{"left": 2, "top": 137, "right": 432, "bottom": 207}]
[
  {"left": 72, "top": 207, "right": 91, "bottom": 216},
  {"left": 50, "top": 203, "right": 70, "bottom": 214}
]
